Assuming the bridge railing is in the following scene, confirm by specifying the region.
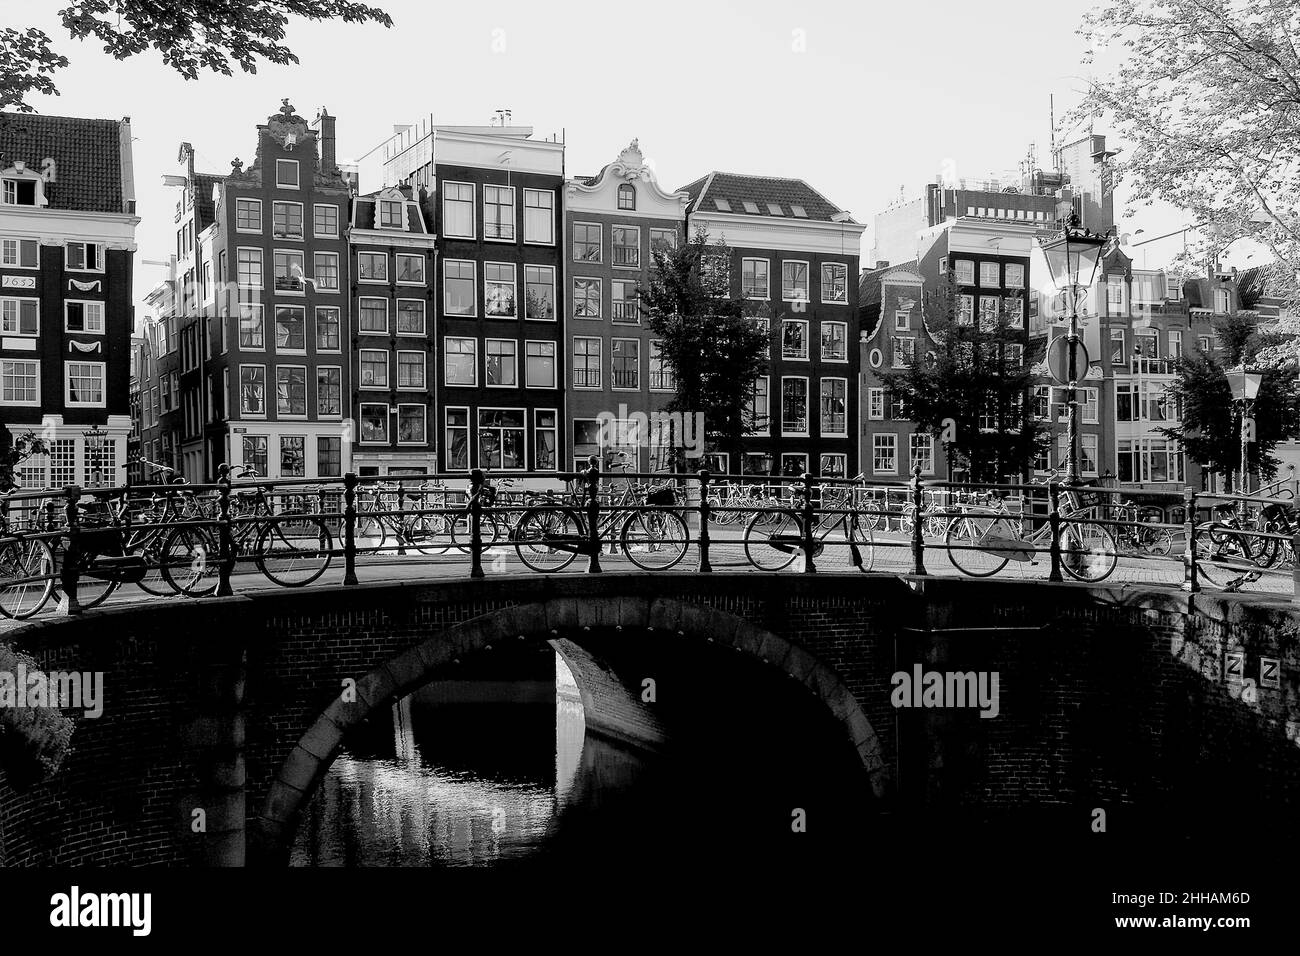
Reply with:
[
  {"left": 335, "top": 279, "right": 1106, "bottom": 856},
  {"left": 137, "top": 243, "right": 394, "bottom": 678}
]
[{"left": 4, "top": 459, "right": 1300, "bottom": 618}]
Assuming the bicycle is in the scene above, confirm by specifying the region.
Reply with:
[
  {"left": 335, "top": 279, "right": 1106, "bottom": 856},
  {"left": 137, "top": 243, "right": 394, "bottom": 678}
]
[
  {"left": 0, "top": 491, "right": 57, "bottom": 619},
  {"left": 1113, "top": 501, "right": 1174, "bottom": 558},
  {"left": 355, "top": 480, "right": 453, "bottom": 555},
  {"left": 944, "top": 494, "right": 1117, "bottom": 582},
  {"left": 741, "top": 480, "right": 874, "bottom": 572},
  {"left": 511, "top": 461, "right": 689, "bottom": 572},
  {"left": 158, "top": 467, "right": 333, "bottom": 593}
]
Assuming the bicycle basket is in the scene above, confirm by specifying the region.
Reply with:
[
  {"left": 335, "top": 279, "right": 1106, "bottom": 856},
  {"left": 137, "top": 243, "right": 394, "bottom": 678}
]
[{"left": 646, "top": 484, "right": 677, "bottom": 506}]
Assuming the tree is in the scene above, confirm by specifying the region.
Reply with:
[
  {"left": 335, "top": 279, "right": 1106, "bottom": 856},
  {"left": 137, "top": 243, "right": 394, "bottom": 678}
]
[
  {"left": 0, "top": 429, "right": 48, "bottom": 492},
  {"left": 1075, "top": 0, "right": 1300, "bottom": 312},
  {"left": 638, "top": 228, "right": 770, "bottom": 472},
  {"left": 1, "top": 1, "right": 392, "bottom": 113},
  {"left": 1159, "top": 318, "right": 1299, "bottom": 487},
  {"left": 879, "top": 274, "right": 1046, "bottom": 483}
]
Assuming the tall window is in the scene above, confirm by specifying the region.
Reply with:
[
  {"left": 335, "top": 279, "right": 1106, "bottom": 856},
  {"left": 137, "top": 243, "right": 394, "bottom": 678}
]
[
  {"left": 397, "top": 299, "right": 425, "bottom": 335},
  {"left": 274, "top": 306, "right": 306, "bottom": 351},
  {"left": 478, "top": 410, "right": 526, "bottom": 469},
  {"left": 525, "top": 266, "right": 555, "bottom": 320},
  {"left": 396, "top": 254, "right": 424, "bottom": 284},
  {"left": 955, "top": 260, "right": 975, "bottom": 285},
  {"left": 617, "top": 183, "right": 635, "bottom": 210},
  {"left": 742, "top": 259, "right": 769, "bottom": 298},
  {"left": 357, "top": 251, "right": 387, "bottom": 282},
  {"left": 1110, "top": 328, "right": 1126, "bottom": 364},
  {"left": 534, "top": 410, "right": 558, "bottom": 470},
  {"left": 444, "top": 338, "right": 476, "bottom": 385},
  {"left": 573, "top": 222, "right": 601, "bottom": 262},
  {"left": 444, "top": 260, "right": 475, "bottom": 316},
  {"left": 236, "top": 199, "right": 261, "bottom": 232},
  {"left": 820, "top": 379, "right": 847, "bottom": 436},
  {"left": 524, "top": 189, "right": 554, "bottom": 243},
  {"left": 360, "top": 404, "right": 388, "bottom": 443},
  {"left": 397, "top": 351, "right": 426, "bottom": 389},
  {"left": 821, "top": 322, "right": 847, "bottom": 361},
  {"left": 276, "top": 366, "right": 306, "bottom": 416},
  {"left": 242, "top": 436, "right": 268, "bottom": 476},
  {"left": 910, "top": 434, "right": 934, "bottom": 474},
  {"left": 445, "top": 409, "right": 469, "bottom": 470},
  {"left": 237, "top": 248, "right": 263, "bottom": 288},
  {"left": 612, "top": 339, "right": 639, "bottom": 389},
  {"left": 272, "top": 201, "right": 303, "bottom": 239},
  {"left": 486, "top": 339, "right": 518, "bottom": 386},
  {"left": 317, "top": 367, "right": 341, "bottom": 416},
  {"left": 781, "top": 378, "right": 808, "bottom": 433},
  {"left": 313, "top": 252, "right": 339, "bottom": 291},
  {"left": 573, "top": 277, "right": 601, "bottom": 318},
  {"left": 612, "top": 280, "right": 638, "bottom": 323},
  {"left": 274, "top": 250, "right": 305, "bottom": 292},
  {"left": 398, "top": 405, "right": 426, "bottom": 444},
  {"left": 573, "top": 337, "right": 601, "bottom": 387},
  {"left": 746, "top": 377, "right": 769, "bottom": 434},
  {"left": 313, "top": 204, "right": 338, "bottom": 238},
  {"left": 484, "top": 185, "right": 515, "bottom": 240},
  {"left": 359, "top": 350, "right": 388, "bottom": 387},
  {"left": 318, "top": 437, "right": 342, "bottom": 477},
  {"left": 650, "top": 341, "right": 674, "bottom": 391},
  {"left": 485, "top": 263, "right": 516, "bottom": 317},
  {"left": 443, "top": 182, "right": 475, "bottom": 238},
  {"left": 873, "top": 434, "right": 897, "bottom": 474},
  {"left": 821, "top": 263, "right": 848, "bottom": 303},
  {"left": 525, "top": 341, "right": 556, "bottom": 388},
  {"left": 239, "top": 366, "right": 265, "bottom": 415},
  {"left": 239, "top": 305, "right": 264, "bottom": 349},
  {"left": 612, "top": 226, "right": 639, "bottom": 267},
  {"left": 379, "top": 200, "right": 404, "bottom": 230},
  {"left": 781, "top": 320, "right": 808, "bottom": 360},
  {"left": 280, "top": 436, "right": 306, "bottom": 477},
  {"left": 782, "top": 261, "right": 809, "bottom": 301},
  {"left": 358, "top": 297, "right": 387, "bottom": 334}
]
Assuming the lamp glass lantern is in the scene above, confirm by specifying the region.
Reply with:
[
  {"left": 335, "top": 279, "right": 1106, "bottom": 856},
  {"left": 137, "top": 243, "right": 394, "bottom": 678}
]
[
  {"left": 1038, "top": 213, "right": 1110, "bottom": 310},
  {"left": 82, "top": 424, "right": 108, "bottom": 488},
  {"left": 1229, "top": 368, "right": 1264, "bottom": 402}
]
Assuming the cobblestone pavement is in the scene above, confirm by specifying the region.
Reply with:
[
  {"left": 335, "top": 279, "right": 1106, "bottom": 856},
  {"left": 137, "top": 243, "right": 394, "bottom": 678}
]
[{"left": 1, "top": 525, "right": 1291, "bottom": 635}]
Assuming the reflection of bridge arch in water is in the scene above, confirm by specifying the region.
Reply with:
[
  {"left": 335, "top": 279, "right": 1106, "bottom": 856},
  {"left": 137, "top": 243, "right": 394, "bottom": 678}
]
[{"left": 263, "top": 596, "right": 887, "bottom": 856}]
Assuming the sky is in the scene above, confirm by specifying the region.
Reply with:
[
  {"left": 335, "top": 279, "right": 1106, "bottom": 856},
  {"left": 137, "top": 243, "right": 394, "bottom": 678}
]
[{"left": 10, "top": 0, "right": 1198, "bottom": 319}]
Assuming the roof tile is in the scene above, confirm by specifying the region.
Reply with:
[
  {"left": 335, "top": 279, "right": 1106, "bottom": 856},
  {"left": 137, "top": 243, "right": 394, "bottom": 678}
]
[{"left": 0, "top": 112, "right": 126, "bottom": 213}]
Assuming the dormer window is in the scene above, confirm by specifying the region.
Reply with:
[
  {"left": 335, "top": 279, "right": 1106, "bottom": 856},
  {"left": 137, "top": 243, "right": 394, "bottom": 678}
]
[
  {"left": 379, "top": 200, "right": 404, "bottom": 229},
  {"left": 617, "top": 183, "right": 635, "bottom": 211},
  {"left": 2, "top": 164, "right": 44, "bottom": 206},
  {"left": 276, "top": 160, "right": 299, "bottom": 189}
]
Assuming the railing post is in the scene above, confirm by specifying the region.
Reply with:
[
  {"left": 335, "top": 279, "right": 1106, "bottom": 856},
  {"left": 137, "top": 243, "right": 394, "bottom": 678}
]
[
  {"left": 342, "top": 472, "right": 359, "bottom": 586},
  {"left": 1183, "top": 486, "right": 1200, "bottom": 593},
  {"left": 216, "top": 464, "right": 235, "bottom": 597},
  {"left": 394, "top": 484, "right": 407, "bottom": 556},
  {"left": 910, "top": 465, "right": 927, "bottom": 576},
  {"left": 59, "top": 485, "right": 83, "bottom": 615},
  {"left": 585, "top": 455, "right": 603, "bottom": 573},
  {"left": 696, "top": 469, "right": 713, "bottom": 573},
  {"left": 1047, "top": 479, "right": 1063, "bottom": 582},
  {"left": 469, "top": 468, "right": 485, "bottom": 579},
  {"left": 801, "top": 472, "right": 818, "bottom": 573}
]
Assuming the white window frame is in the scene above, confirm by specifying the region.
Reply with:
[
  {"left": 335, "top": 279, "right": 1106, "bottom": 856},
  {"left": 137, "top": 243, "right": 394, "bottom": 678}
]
[
  {"left": 534, "top": 408, "right": 559, "bottom": 471},
  {"left": 483, "top": 184, "right": 516, "bottom": 242},
  {"left": 312, "top": 203, "right": 338, "bottom": 238},
  {"left": 524, "top": 264, "right": 557, "bottom": 322},
  {"left": 781, "top": 318, "right": 810, "bottom": 361},
  {"left": 235, "top": 198, "right": 262, "bottom": 233},
  {"left": 275, "top": 364, "right": 309, "bottom": 419},
  {"left": 573, "top": 276, "right": 602, "bottom": 320},
  {"left": 444, "top": 406, "right": 470, "bottom": 471},
  {"left": 275, "top": 159, "right": 300, "bottom": 189},
  {"left": 868, "top": 388, "right": 885, "bottom": 421},
  {"left": 379, "top": 199, "right": 406, "bottom": 232},
  {"left": 312, "top": 251, "right": 340, "bottom": 293},
  {"left": 356, "top": 250, "right": 389, "bottom": 284},
  {"left": 65, "top": 299, "right": 105, "bottom": 334},
  {"left": 611, "top": 337, "right": 640, "bottom": 391},
  {"left": 821, "top": 321, "right": 848, "bottom": 362},
  {"left": 271, "top": 200, "right": 305, "bottom": 240},
  {"left": 395, "top": 253, "right": 425, "bottom": 286},
  {"left": 484, "top": 261, "right": 517, "bottom": 318},
  {"left": 572, "top": 221, "right": 602, "bottom": 263},
  {"left": 485, "top": 337, "right": 519, "bottom": 389},
  {"left": 742, "top": 258, "right": 770, "bottom": 300},
  {"left": 442, "top": 181, "right": 476, "bottom": 239},
  {"left": 1, "top": 236, "right": 39, "bottom": 269},
  {"left": 573, "top": 336, "right": 602, "bottom": 390},
  {"left": 1, "top": 359, "right": 39, "bottom": 406},
  {"left": 477, "top": 407, "right": 528, "bottom": 472},
  {"left": 611, "top": 224, "right": 641, "bottom": 269},
  {"left": 820, "top": 376, "right": 848, "bottom": 437},
  {"left": 65, "top": 241, "right": 104, "bottom": 272},
  {"left": 359, "top": 402, "right": 390, "bottom": 445},
  {"left": 64, "top": 361, "right": 105, "bottom": 408},
  {"left": 821, "top": 262, "right": 848, "bottom": 303},
  {"left": 524, "top": 340, "right": 557, "bottom": 389},
  {"left": 1, "top": 296, "right": 39, "bottom": 336},
  {"left": 357, "top": 296, "right": 388, "bottom": 335},
  {"left": 395, "top": 298, "right": 426, "bottom": 336},
  {"left": 359, "top": 349, "right": 389, "bottom": 390},
  {"left": 954, "top": 260, "right": 975, "bottom": 285},
  {"left": 1005, "top": 263, "right": 1025, "bottom": 289},
  {"left": 316, "top": 365, "right": 343, "bottom": 418},
  {"left": 893, "top": 310, "right": 909, "bottom": 332},
  {"left": 872, "top": 433, "right": 898, "bottom": 475},
  {"left": 236, "top": 247, "right": 264, "bottom": 289},
  {"left": 443, "top": 259, "right": 477, "bottom": 317},
  {"left": 396, "top": 350, "right": 426, "bottom": 390},
  {"left": 273, "top": 304, "right": 308, "bottom": 354},
  {"left": 238, "top": 303, "right": 265, "bottom": 351},
  {"left": 781, "top": 260, "right": 810, "bottom": 303},
  {"left": 910, "top": 434, "right": 935, "bottom": 476},
  {"left": 780, "top": 375, "right": 810, "bottom": 437},
  {"left": 443, "top": 336, "right": 478, "bottom": 387},
  {"left": 396, "top": 403, "right": 427, "bottom": 445},
  {"left": 747, "top": 376, "right": 770, "bottom": 436},
  {"left": 523, "top": 188, "right": 555, "bottom": 245}
]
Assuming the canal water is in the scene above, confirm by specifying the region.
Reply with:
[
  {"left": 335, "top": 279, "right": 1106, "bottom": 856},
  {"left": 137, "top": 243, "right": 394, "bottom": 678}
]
[{"left": 289, "top": 642, "right": 875, "bottom": 868}]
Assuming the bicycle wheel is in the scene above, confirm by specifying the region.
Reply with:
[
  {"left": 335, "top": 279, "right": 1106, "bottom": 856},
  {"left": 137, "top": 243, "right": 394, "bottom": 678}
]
[
  {"left": 451, "top": 511, "right": 502, "bottom": 553},
  {"left": 1194, "top": 527, "right": 1258, "bottom": 589},
  {"left": 945, "top": 514, "right": 1013, "bottom": 577},
  {"left": 404, "top": 512, "right": 453, "bottom": 555},
  {"left": 1144, "top": 528, "right": 1174, "bottom": 558},
  {"left": 743, "top": 509, "right": 802, "bottom": 571},
  {"left": 847, "top": 515, "right": 875, "bottom": 573},
  {"left": 354, "top": 509, "right": 389, "bottom": 554},
  {"left": 514, "top": 507, "right": 581, "bottom": 572},
  {"left": 52, "top": 548, "right": 117, "bottom": 610},
  {"left": 1059, "top": 522, "right": 1117, "bottom": 583},
  {"left": 0, "top": 537, "right": 55, "bottom": 619},
  {"left": 159, "top": 524, "right": 220, "bottom": 596},
  {"left": 620, "top": 510, "right": 689, "bottom": 571},
  {"left": 255, "top": 515, "right": 332, "bottom": 587},
  {"left": 124, "top": 524, "right": 174, "bottom": 596}
]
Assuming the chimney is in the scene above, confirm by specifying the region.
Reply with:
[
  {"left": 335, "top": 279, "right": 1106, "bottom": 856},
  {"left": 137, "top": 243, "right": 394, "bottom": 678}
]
[{"left": 313, "top": 108, "right": 337, "bottom": 173}]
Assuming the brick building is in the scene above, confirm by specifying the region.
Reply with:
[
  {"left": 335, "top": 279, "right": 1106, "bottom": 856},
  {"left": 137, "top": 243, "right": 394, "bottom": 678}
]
[
  {"left": 681, "top": 172, "right": 864, "bottom": 478},
  {"left": 1, "top": 112, "right": 139, "bottom": 489}
]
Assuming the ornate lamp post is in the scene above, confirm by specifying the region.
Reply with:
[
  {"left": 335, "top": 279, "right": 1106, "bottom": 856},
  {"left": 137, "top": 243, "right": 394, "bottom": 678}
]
[
  {"left": 1229, "top": 366, "right": 1264, "bottom": 499},
  {"left": 82, "top": 424, "right": 107, "bottom": 489},
  {"left": 1038, "top": 213, "right": 1111, "bottom": 485}
]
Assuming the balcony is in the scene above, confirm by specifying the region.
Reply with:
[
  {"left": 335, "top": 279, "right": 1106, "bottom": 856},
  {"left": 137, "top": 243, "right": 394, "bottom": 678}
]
[
  {"left": 612, "top": 245, "right": 640, "bottom": 268},
  {"left": 573, "top": 368, "right": 600, "bottom": 388},
  {"left": 612, "top": 368, "right": 639, "bottom": 389},
  {"left": 1129, "top": 357, "right": 1177, "bottom": 376},
  {"left": 611, "top": 301, "right": 639, "bottom": 324},
  {"left": 649, "top": 371, "right": 675, "bottom": 391}
]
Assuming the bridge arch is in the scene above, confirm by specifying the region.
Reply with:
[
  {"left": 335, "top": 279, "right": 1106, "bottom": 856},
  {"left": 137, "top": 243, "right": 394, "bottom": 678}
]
[{"left": 256, "top": 594, "right": 888, "bottom": 854}]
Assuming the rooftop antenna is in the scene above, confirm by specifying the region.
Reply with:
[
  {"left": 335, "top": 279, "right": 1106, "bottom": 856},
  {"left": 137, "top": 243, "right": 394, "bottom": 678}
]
[{"left": 1050, "top": 94, "right": 1056, "bottom": 173}]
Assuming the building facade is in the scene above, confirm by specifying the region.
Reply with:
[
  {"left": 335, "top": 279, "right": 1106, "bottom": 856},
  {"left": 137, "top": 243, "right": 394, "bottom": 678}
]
[
  {"left": 1, "top": 112, "right": 139, "bottom": 489},
  {"left": 564, "top": 139, "right": 688, "bottom": 473},
  {"left": 682, "top": 172, "right": 864, "bottom": 478}
]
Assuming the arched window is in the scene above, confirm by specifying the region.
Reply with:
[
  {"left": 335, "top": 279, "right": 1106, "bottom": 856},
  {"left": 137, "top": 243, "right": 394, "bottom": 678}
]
[{"left": 617, "top": 183, "right": 635, "bottom": 211}]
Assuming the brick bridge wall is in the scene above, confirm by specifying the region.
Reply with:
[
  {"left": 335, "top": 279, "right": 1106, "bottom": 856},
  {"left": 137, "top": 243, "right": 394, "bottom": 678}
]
[{"left": 1, "top": 573, "right": 1298, "bottom": 866}]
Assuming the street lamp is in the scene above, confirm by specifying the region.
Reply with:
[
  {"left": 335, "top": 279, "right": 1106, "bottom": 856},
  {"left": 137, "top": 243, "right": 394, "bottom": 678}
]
[
  {"left": 1229, "top": 366, "right": 1264, "bottom": 498},
  {"left": 82, "top": 424, "right": 107, "bottom": 489},
  {"left": 1039, "top": 212, "right": 1112, "bottom": 485}
]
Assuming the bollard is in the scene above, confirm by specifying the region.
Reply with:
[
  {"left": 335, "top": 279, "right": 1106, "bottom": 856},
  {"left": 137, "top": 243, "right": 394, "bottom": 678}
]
[
  {"left": 469, "top": 468, "right": 485, "bottom": 579},
  {"left": 910, "top": 465, "right": 927, "bottom": 576},
  {"left": 1182, "top": 486, "right": 1200, "bottom": 593},
  {"left": 696, "top": 469, "right": 713, "bottom": 573},
  {"left": 801, "top": 472, "right": 818, "bottom": 573},
  {"left": 216, "top": 464, "right": 235, "bottom": 596},
  {"left": 343, "top": 472, "right": 359, "bottom": 586},
  {"left": 1047, "top": 479, "right": 1063, "bottom": 582},
  {"left": 585, "top": 456, "right": 603, "bottom": 573},
  {"left": 60, "top": 486, "right": 83, "bottom": 615}
]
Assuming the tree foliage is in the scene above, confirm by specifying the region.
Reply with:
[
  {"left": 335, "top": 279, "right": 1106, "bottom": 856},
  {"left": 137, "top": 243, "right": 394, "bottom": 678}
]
[
  {"left": 0, "top": 430, "right": 48, "bottom": 493},
  {"left": 1075, "top": 0, "right": 1300, "bottom": 312},
  {"left": 879, "top": 274, "right": 1046, "bottom": 483},
  {"left": 638, "top": 228, "right": 770, "bottom": 472},
  {"left": 1160, "top": 320, "right": 1298, "bottom": 484},
  {"left": 1, "top": 1, "right": 392, "bottom": 113}
]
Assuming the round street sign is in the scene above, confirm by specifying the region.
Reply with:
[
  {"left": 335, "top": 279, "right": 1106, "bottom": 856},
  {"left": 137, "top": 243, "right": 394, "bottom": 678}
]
[{"left": 1047, "top": 335, "right": 1089, "bottom": 386}]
